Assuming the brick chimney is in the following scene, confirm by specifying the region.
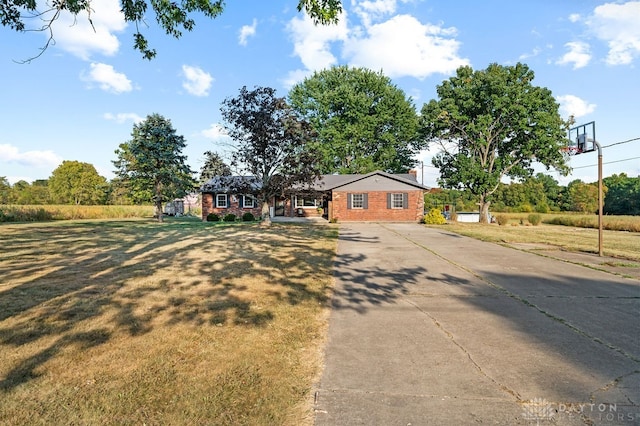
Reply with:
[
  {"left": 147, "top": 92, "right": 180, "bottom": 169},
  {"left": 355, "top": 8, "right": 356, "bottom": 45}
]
[{"left": 408, "top": 169, "right": 417, "bottom": 180}]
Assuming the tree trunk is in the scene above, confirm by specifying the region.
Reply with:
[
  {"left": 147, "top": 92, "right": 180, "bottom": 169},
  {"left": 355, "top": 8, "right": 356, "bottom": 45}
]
[
  {"left": 155, "top": 200, "right": 164, "bottom": 223},
  {"left": 261, "top": 198, "right": 271, "bottom": 227},
  {"left": 479, "top": 196, "right": 490, "bottom": 224}
]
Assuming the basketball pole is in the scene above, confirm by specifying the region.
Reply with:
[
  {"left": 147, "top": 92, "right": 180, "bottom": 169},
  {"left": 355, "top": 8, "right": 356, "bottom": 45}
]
[{"left": 596, "top": 139, "right": 603, "bottom": 257}]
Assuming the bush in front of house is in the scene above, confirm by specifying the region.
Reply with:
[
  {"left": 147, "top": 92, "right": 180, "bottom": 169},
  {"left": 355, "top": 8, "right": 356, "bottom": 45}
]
[
  {"left": 223, "top": 213, "right": 237, "bottom": 222},
  {"left": 423, "top": 208, "right": 447, "bottom": 225},
  {"left": 528, "top": 213, "right": 542, "bottom": 226},
  {"left": 242, "top": 212, "right": 255, "bottom": 222},
  {"left": 496, "top": 214, "right": 509, "bottom": 226},
  {"left": 206, "top": 213, "right": 220, "bottom": 222}
]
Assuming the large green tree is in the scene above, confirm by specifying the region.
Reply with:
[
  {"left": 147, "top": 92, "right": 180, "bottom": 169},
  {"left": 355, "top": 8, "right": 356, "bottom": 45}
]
[
  {"left": 289, "top": 66, "right": 421, "bottom": 174},
  {"left": 221, "top": 86, "right": 321, "bottom": 226},
  {"left": 113, "top": 113, "right": 195, "bottom": 222},
  {"left": 604, "top": 173, "right": 640, "bottom": 216},
  {"left": 2, "top": 0, "right": 342, "bottom": 60},
  {"left": 421, "top": 63, "right": 570, "bottom": 223},
  {"left": 0, "top": 177, "right": 11, "bottom": 204},
  {"left": 49, "top": 161, "right": 107, "bottom": 205}
]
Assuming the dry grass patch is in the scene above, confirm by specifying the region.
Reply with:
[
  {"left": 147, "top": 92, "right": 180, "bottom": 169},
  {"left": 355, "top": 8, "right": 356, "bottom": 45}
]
[
  {"left": 0, "top": 218, "right": 337, "bottom": 425},
  {"left": 440, "top": 222, "right": 640, "bottom": 262}
]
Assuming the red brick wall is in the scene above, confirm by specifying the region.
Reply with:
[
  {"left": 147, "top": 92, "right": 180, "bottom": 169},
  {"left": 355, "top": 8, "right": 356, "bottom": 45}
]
[
  {"left": 331, "top": 190, "right": 424, "bottom": 222},
  {"left": 201, "top": 193, "right": 262, "bottom": 220}
]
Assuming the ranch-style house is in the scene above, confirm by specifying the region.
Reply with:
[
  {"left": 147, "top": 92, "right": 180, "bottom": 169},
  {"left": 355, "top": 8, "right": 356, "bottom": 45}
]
[{"left": 201, "top": 170, "right": 427, "bottom": 222}]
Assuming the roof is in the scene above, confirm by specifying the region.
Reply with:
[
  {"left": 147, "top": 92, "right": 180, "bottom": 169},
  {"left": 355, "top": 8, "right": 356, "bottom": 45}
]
[
  {"left": 200, "top": 176, "right": 261, "bottom": 193},
  {"left": 201, "top": 171, "right": 429, "bottom": 193},
  {"left": 315, "top": 170, "right": 429, "bottom": 191}
]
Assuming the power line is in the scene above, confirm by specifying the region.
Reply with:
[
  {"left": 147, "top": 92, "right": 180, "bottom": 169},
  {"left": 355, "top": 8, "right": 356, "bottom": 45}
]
[
  {"left": 601, "top": 137, "right": 640, "bottom": 149},
  {"left": 571, "top": 156, "right": 640, "bottom": 170}
]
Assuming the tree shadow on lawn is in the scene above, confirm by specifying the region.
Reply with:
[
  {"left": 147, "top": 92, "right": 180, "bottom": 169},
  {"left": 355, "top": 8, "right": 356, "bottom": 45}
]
[{"left": 0, "top": 221, "right": 336, "bottom": 392}]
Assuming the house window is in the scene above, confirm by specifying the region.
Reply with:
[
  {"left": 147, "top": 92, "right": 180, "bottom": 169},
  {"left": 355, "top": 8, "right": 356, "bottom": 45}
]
[
  {"left": 348, "top": 193, "right": 368, "bottom": 209},
  {"left": 243, "top": 195, "right": 255, "bottom": 208},
  {"left": 295, "top": 196, "right": 318, "bottom": 208},
  {"left": 389, "top": 193, "right": 407, "bottom": 209},
  {"left": 216, "top": 194, "right": 228, "bottom": 208}
]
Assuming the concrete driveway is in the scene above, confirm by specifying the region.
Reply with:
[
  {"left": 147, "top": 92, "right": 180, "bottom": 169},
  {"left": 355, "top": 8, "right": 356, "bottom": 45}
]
[{"left": 314, "top": 223, "right": 640, "bottom": 425}]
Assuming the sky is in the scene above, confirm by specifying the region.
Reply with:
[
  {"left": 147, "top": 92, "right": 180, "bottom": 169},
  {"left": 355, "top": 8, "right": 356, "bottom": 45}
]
[{"left": 1, "top": 0, "right": 639, "bottom": 188}]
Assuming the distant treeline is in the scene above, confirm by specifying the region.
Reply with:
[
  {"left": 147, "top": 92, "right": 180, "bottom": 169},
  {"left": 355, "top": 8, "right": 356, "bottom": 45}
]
[{"left": 425, "top": 173, "right": 639, "bottom": 216}]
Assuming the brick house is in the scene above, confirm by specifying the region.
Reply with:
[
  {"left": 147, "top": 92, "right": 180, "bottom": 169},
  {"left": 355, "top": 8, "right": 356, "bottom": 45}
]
[{"left": 201, "top": 170, "right": 427, "bottom": 222}]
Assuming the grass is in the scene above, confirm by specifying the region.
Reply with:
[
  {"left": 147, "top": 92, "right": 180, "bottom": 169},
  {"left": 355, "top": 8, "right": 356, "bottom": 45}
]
[
  {"left": 492, "top": 212, "right": 640, "bottom": 232},
  {"left": 440, "top": 222, "right": 640, "bottom": 262},
  {"left": 0, "top": 204, "right": 159, "bottom": 221},
  {"left": 0, "top": 217, "right": 338, "bottom": 425}
]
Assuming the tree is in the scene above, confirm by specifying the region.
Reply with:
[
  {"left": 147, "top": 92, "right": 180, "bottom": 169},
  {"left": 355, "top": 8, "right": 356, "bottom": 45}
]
[
  {"left": 3, "top": 1, "right": 343, "bottom": 60},
  {"left": 603, "top": 174, "right": 639, "bottom": 215},
  {"left": 566, "top": 180, "right": 601, "bottom": 213},
  {"left": 49, "top": 161, "right": 106, "bottom": 204},
  {"left": 221, "top": 86, "right": 321, "bottom": 226},
  {"left": 421, "top": 63, "right": 570, "bottom": 223},
  {"left": 113, "top": 113, "right": 195, "bottom": 222},
  {"left": 289, "top": 66, "right": 421, "bottom": 174},
  {"left": 0, "top": 177, "right": 11, "bottom": 204},
  {"left": 199, "top": 151, "right": 232, "bottom": 184}
]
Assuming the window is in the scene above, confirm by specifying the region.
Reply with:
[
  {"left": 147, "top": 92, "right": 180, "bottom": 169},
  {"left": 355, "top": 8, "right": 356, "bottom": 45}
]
[
  {"left": 352, "top": 193, "right": 364, "bottom": 209},
  {"left": 216, "top": 194, "right": 228, "bottom": 208},
  {"left": 295, "top": 196, "right": 318, "bottom": 208},
  {"left": 389, "top": 193, "right": 407, "bottom": 209},
  {"left": 243, "top": 195, "right": 255, "bottom": 208}
]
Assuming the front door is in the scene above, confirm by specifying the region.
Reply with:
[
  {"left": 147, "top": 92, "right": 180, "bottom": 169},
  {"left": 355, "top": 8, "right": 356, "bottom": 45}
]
[{"left": 274, "top": 198, "right": 285, "bottom": 216}]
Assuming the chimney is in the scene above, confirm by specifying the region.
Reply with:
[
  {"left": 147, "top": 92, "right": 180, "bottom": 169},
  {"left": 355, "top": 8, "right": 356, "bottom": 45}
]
[{"left": 408, "top": 169, "right": 417, "bottom": 180}]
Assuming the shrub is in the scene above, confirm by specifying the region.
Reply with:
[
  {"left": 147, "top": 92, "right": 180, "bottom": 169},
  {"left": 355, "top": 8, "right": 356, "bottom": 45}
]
[
  {"left": 528, "top": 213, "right": 542, "bottom": 226},
  {"left": 206, "top": 213, "right": 220, "bottom": 222},
  {"left": 495, "top": 214, "right": 509, "bottom": 226},
  {"left": 423, "top": 208, "right": 447, "bottom": 225},
  {"left": 223, "top": 213, "right": 237, "bottom": 222},
  {"left": 242, "top": 212, "right": 255, "bottom": 222}
]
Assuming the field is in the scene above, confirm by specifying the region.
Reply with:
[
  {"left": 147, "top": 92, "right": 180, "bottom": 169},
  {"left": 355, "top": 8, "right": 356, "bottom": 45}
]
[
  {"left": 0, "top": 218, "right": 337, "bottom": 425},
  {"left": 492, "top": 212, "right": 640, "bottom": 232},
  {"left": 443, "top": 221, "right": 640, "bottom": 262},
  {"left": 0, "top": 204, "right": 158, "bottom": 221}
]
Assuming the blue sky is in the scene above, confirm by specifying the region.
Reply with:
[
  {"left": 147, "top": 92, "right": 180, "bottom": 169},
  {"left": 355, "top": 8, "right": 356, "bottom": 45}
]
[{"left": 1, "top": 0, "right": 639, "bottom": 188}]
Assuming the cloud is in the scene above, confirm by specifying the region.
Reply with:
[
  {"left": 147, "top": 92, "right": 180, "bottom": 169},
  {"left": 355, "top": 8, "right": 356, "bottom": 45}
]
[
  {"left": 181, "top": 65, "right": 214, "bottom": 97},
  {"left": 556, "top": 41, "right": 591, "bottom": 69},
  {"left": 587, "top": 1, "right": 640, "bottom": 65},
  {"left": 556, "top": 94, "right": 596, "bottom": 119},
  {"left": 82, "top": 62, "right": 133, "bottom": 93},
  {"left": 239, "top": 19, "right": 257, "bottom": 46},
  {"left": 568, "top": 13, "right": 581, "bottom": 23},
  {"left": 103, "top": 112, "right": 144, "bottom": 124},
  {"left": 201, "top": 123, "right": 229, "bottom": 141},
  {"left": 343, "top": 14, "right": 469, "bottom": 79},
  {"left": 286, "top": 11, "right": 349, "bottom": 72},
  {"left": 50, "top": 0, "right": 126, "bottom": 60},
  {"left": 0, "top": 144, "right": 62, "bottom": 168},
  {"left": 285, "top": 5, "right": 468, "bottom": 84}
]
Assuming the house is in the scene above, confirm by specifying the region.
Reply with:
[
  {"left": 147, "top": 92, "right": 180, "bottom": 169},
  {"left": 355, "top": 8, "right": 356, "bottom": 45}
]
[{"left": 200, "top": 170, "right": 427, "bottom": 222}]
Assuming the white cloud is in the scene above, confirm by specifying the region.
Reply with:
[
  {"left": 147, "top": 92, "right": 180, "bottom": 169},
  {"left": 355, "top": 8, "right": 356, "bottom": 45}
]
[
  {"left": 556, "top": 94, "right": 597, "bottom": 119},
  {"left": 50, "top": 0, "right": 126, "bottom": 60},
  {"left": 286, "top": 11, "right": 349, "bottom": 71},
  {"left": 181, "top": 65, "right": 214, "bottom": 97},
  {"left": 0, "top": 144, "right": 62, "bottom": 168},
  {"left": 568, "top": 13, "right": 581, "bottom": 23},
  {"left": 201, "top": 123, "right": 229, "bottom": 141},
  {"left": 239, "top": 19, "right": 257, "bottom": 46},
  {"left": 103, "top": 112, "right": 144, "bottom": 124},
  {"left": 556, "top": 41, "right": 592, "bottom": 69},
  {"left": 343, "top": 14, "right": 469, "bottom": 79},
  {"left": 519, "top": 47, "right": 542, "bottom": 60},
  {"left": 82, "top": 62, "right": 133, "bottom": 93},
  {"left": 587, "top": 1, "right": 640, "bottom": 65},
  {"left": 285, "top": 7, "right": 467, "bottom": 82}
]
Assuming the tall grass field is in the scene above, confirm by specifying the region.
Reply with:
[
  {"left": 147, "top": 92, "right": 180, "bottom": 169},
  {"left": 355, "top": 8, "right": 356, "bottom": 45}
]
[
  {"left": 0, "top": 205, "right": 172, "bottom": 221},
  {"left": 0, "top": 218, "right": 337, "bottom": 425}
]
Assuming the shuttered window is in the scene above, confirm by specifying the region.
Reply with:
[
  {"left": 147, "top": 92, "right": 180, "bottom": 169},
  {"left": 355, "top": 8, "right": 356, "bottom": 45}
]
[
  {"left": 216, "top": 194, "right": 228, "bottom": 208},
  {"left": 347, "top": 193, "right": 368, "bottom": 209},
  {"left": 388, "top": 193, "right": 408, "bottom": 209}
]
